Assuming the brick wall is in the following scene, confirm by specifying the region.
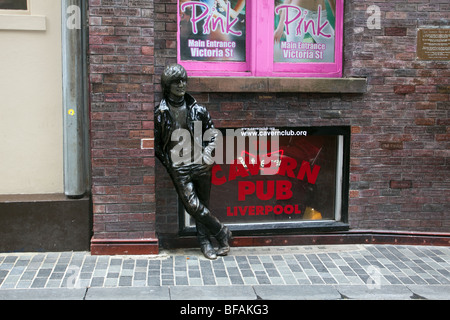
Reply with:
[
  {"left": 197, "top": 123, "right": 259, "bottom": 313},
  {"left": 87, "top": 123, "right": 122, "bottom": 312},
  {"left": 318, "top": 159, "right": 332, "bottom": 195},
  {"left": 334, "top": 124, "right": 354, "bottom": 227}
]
[
  {"left": 153, "top": 0, "right": 177, "bottom": 238},
  {"left": 342, "top": 1, "right": 449, "bottom": 232},
  {"left": 153, "top": 0, "right": 449, "bottom": 240},
  {"left": 88, "top": 0, "right": 449, "bottom": 252},
  {"left": 88, "top": 0, "right": 158, "bottom": 252}
]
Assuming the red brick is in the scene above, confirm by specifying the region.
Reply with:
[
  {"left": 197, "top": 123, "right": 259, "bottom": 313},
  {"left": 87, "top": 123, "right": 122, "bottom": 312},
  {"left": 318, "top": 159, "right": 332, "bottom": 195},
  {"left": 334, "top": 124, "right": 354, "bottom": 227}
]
[
  {"left": 394, "top": 85, "right": 415, "bottom": 95},
  {"left": 141, "top": 139, "right": 155, "bottom": 150},
  {"left": 117, "top": 139, "right": 141, "bottom": 149},
  {"left": 415, "top": 118, "right": 435, "bottom": 126},
  {"left": 141, "top": 46, "right": 154, "bottom": 55},
  {"left": 436, "top": 134, "right": 450, "bottom": 142},
  {"left": 220, "top": 102, "right": 244, "bottom": 111},
  {"left": 380, "top": 142, "right": 404, "bottom": 150},
  {"left": 390, "top": 180, "right": 413, "bottom": 189},
  {"left": 385, "top": 27, "right": 407, "bottom": 36}
]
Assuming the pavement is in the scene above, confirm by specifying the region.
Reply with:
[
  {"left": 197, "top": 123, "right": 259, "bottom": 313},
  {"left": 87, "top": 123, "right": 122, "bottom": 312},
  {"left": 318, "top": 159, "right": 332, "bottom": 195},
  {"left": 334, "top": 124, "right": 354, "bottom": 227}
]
[{"left": 1, "top": 244, "right": 450, "bottom": 301}]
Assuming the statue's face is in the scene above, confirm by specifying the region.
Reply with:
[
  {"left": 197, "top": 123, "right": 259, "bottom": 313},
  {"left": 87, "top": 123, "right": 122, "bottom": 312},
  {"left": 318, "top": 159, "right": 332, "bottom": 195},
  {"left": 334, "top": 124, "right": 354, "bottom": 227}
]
[{"left": 169, "top": 79, "right": 187, "bottom": 98}]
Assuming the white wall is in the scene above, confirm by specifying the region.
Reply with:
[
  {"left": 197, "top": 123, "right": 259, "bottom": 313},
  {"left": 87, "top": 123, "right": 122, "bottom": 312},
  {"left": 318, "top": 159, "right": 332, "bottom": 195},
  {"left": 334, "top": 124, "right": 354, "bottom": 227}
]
[{"left": 0, "top": 0, "right": 63, "bottom": 194}]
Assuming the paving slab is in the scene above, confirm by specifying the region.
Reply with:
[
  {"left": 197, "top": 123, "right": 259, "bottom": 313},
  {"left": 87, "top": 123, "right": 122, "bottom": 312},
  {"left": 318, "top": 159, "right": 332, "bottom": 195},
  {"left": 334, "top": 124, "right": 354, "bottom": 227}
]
[
  {"left": 85, "top": 286, "right": 170, "bottom": 300},
  {"left": 0, "top": 288, "right": 86, "bottom": 300},
  {"left": 169, "top": 285, "right": 257, "bottom": 300},
  {"left": 254, "top": 285, "right": 341, "bottom": 300},
  {"left": 335, "top": 285, "right": 414, "bottom": 300},
  {"left": 1, "top": 245, "right": 449, "bottom": 301},
  {"left": 406, "top": 285, "right": 450, "bottom": 300}
]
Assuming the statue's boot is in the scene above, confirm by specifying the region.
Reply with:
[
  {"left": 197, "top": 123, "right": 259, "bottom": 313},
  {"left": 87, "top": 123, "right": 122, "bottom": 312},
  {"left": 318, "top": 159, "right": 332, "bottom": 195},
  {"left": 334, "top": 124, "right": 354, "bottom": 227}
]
[
  {"left": 215, "top": 226, "right": 232, "bottom": 256},
  {"left": 200, "top": 241, "right": 217, "bottom": 260}
]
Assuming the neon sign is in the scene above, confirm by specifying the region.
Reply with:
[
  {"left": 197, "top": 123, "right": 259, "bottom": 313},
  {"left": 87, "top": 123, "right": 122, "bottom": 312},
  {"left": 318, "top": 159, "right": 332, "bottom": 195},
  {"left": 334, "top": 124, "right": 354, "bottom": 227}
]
[
  {"left": 181, "top": 1, "right": 243, "bottom": 36},
  {"left": 275, "top": 5, "right": 332, "bottom": 39}
]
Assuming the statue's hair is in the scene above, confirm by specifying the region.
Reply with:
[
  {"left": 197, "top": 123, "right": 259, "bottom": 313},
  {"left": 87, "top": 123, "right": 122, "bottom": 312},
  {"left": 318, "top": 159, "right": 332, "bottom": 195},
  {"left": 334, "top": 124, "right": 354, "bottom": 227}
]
[{"left": 161, "top": 64, "right": 188, "bottom": 98}]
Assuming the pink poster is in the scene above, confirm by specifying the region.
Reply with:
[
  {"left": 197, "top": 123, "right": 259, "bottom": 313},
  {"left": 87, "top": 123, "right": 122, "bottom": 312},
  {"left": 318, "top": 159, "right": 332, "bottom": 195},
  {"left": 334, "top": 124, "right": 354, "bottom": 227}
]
[
  {"left": 274, "top": 0, "right": 336, "bottom": 63},
  {"left": 179, "top": 0, "right": 247, "bottom": 62}
]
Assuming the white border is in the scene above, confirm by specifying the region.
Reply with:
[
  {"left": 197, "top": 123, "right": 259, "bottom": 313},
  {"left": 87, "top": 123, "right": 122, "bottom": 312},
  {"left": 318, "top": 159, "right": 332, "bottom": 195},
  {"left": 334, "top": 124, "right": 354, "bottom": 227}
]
[
  {"left": 0, "top": 0, "right": 30, "bottom": 15},
  {"left": 184, "top": 134, "right": 347, "bottom": 228},
  {"left": 0, "top": 0, "right": 46, "bottom": 31},
  {"left": 0, "top": 14, "right": 46, "bottom": 30}
]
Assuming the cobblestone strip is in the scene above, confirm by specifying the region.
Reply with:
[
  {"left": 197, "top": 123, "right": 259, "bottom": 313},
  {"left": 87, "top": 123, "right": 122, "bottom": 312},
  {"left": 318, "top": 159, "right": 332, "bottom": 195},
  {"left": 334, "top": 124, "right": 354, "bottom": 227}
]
[{"left": 1, "top": 245, "right": 449, "bottom": 289}]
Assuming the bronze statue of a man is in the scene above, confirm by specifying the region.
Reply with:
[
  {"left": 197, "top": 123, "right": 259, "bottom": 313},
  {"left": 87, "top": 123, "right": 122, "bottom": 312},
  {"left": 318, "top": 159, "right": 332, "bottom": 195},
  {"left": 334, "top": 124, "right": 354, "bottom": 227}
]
[{"left": 155, "top": 64, "right": 232, "bottom": 260}]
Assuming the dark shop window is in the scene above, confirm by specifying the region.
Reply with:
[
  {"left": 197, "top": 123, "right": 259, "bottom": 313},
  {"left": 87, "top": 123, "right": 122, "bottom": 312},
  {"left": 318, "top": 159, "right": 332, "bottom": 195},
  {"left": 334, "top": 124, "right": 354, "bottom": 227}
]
[
  {"left": 180, "top": 126, "right": 350, "bottom": 235},
  {"left": 0, "top": 0, "right": 28, "bottom": 10}
]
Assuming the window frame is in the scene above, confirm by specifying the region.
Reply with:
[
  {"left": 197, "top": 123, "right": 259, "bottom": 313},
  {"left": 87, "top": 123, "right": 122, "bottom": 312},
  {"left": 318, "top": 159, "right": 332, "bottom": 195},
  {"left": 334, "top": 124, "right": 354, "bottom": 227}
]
[
  {"left": 0, "top": 0, "right": 47, "bottom": 31},
  {"left": 0, "top": 0, "right": 29, "bottom": 14},
  {"left": 177, "top": 0, "right": 344, "bottom": 78},
  {"left": 179, "top": 125, "right": 351, "bottom": 236}
]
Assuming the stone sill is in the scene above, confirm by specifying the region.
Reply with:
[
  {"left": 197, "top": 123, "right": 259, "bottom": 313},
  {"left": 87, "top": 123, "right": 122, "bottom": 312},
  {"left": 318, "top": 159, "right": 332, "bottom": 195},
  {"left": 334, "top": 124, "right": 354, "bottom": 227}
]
[
  {"left": 0, "top": 193, "right": 76, "bottom": 203},
  {"left": 0, "top": 14, "right": 46, "bottom": 31},
  {"left": 188, "top": 77, "right": 367, "bottom": 94}
]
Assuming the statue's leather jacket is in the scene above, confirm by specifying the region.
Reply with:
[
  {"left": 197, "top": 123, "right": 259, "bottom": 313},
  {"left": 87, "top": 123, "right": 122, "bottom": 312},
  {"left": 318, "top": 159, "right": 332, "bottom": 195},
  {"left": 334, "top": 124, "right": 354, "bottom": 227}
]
[{"left": 155, "top": 93, "right": 217, "bottom": 169}]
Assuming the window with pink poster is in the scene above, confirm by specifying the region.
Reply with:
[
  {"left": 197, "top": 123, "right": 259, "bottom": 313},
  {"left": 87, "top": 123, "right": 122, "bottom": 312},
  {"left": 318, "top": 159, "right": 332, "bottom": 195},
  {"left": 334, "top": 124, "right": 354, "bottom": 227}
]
[{"left": 177, "top": 0, "right": 343, "bottom": 77}]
